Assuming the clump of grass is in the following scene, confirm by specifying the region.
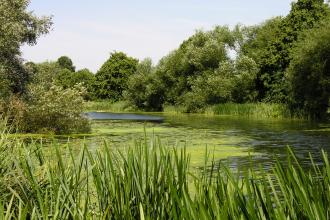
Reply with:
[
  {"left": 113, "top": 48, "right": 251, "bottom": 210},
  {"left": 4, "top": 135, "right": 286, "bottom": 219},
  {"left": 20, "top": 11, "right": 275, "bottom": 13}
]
[
  {"left": 84, "top": 101, "right": 134, "bottom": 112},
  {"left": 0, "top": 127, "right": 330, "bottom": 218}
]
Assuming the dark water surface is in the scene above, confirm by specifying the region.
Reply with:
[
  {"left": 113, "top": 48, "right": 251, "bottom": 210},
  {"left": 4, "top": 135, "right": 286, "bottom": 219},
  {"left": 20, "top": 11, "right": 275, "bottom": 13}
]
[
  {"left": 162, "top": 114, "right": 330, "bottom": 169},
  {"left": 86, "top": 112, "right": 164, "bottom": 122},
  {"left": 86, "top": 112, "right": 330, "bottom": 170}
]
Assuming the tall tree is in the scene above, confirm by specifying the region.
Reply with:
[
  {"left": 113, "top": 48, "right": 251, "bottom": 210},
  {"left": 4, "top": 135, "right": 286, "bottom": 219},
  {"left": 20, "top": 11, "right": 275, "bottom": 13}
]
[
  {"left": 94, "top": 52, "right": 138, "bottom": 100},
  {"left": 0, "top": 0, "right": 52, "bottom": 97},
  {"left": 242, "top": 0, "right": 329, "bottom": 102},
  {"left": 288, "top": 19, "right": 330, "bottom": 119}
]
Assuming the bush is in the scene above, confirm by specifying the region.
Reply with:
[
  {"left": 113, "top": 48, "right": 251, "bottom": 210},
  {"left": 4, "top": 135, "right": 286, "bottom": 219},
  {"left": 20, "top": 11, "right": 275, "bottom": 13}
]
[
  {"left": 23, "top": 85, "right": 90, "bottom": 134},
  {"left": 0, "top": 96, "right": 28, "bottom": 131},
  {"left": 1, "top": 85, "right": 91, "bottom": 134}
]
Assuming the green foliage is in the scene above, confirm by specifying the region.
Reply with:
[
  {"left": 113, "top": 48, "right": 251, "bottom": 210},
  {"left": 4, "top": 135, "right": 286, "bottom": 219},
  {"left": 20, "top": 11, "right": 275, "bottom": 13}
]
[
  {"left": 0, "top": 0, "right": 51, "bottom": 97},
  {"left": 54, "top": 68, "right": 73, "bottom": 89},
  {"left": 181, "top": 56, "right": 259, "bottom": 112},
  {"left": 288, "top": 20, "right": 330, "bottom": 119},
  {"left": 72, "top": 69, "right": 95, "bottom": 99},
  {"left": 126, "top": 26, "right": 243, "bottom": 111},
  {"left": 94, "top": 52, "right": 138, "bottom": 101},
  {"left": 28, "top": 61, "right": 62, "bottom": 89},
  {"left": 122, "top": 0, "right": 329, "bottom": 115},
  {"left": 57, "top": 56, "right": 75, "bottom": 72},
  {"left": 231, "top": 56, "right": 259, "bottom": 103},
  {"left": 241, "top": 0, "right": 329, "bottom": 102},
  {"left": 23, "top": 84, "right": 90, "bottom": 134},
  {"left": 157, "top": 27, "right": 234, "bottom": 105},
  {"left": 124, "top": 58, "right": 164, "bottom": 111},
  {"left": 32, "top": 61, "right": 95, "bottom": 100}
]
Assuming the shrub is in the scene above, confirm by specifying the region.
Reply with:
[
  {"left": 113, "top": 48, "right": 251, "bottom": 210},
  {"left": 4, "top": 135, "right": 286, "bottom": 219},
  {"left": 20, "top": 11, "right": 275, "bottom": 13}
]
[
  {"left": 0, "top": 96, "right": 28, "bottom": 132},
  {"left": 24, "top": 85, "right": 90, "bottom": 134}
]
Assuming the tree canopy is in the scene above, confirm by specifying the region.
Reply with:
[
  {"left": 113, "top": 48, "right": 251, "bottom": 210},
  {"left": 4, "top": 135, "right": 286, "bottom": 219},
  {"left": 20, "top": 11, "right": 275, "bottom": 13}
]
[
  {"left": 0, "top": 0, "right": 52, "bottom": 97},
  {"left": 241, "top": 0, "right": 330, "bottom": 102},
  {"left": 57, "top": 56, "right": 76, "bottom": 72},
  {"left": 288, "top": 19, "right": 330, "bottom": 119},
  {"left": 94, "top": 52, "right": 138, "bottom": 100}
]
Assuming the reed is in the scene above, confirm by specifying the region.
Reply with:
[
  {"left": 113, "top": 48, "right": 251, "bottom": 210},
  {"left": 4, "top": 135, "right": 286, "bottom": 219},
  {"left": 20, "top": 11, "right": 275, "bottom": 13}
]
[
  {"left": 212, "top": 103, "right": 305, "bottom": 119},
  {"left": 84, "top": 101, "right": 133, "bottom": 112},
  {"left": 0, "top": 127, "right": 329, "bottom": 219}
]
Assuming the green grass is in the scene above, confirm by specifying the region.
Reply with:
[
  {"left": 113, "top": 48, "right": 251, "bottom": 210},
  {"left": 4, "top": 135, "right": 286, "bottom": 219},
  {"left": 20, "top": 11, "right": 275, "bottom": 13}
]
[
  {"left": 212, "top": 103, "right": 305, "bottom": 119},
  {"left": 163, "top": 103, "right": 306, "bottom": 119},
  {"left": 1, "top": 124, "right": 330, "bottom": 219},
  {"left": 84, "top": 100, "right": 134, "bottom": 112}
]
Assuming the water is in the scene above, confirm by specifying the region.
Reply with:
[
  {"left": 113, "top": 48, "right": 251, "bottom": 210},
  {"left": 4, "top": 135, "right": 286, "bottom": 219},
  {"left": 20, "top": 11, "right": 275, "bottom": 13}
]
[
  {"left": 161, "top": 114, "right": 330, "bottom": 169},
  {"left": 86, "top": 112, "right": 164, "bottom": 122},
  {"left": 85, "top": 112, "right": 330, "bottom": 170}
]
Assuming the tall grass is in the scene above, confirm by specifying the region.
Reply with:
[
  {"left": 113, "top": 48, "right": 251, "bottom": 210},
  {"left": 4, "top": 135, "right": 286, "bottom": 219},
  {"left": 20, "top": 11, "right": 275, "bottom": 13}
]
[
  {"left": 0, "top": 128, "right": 329, "bottom": 218},
  {"left": 212, "top": 103, "right": 305, "bottom": 119},
  {"left": 164, "top": 103, "right": 305, "bottom": 119},
  {"left": 84, "top": 101, "right": 134, "bottom": 112}
]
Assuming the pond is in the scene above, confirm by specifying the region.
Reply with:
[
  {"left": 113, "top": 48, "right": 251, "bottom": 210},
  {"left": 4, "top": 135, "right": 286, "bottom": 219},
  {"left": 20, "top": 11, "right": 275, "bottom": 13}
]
[{"left": 84, "top": 112, "right": 330, "bottom": 170}]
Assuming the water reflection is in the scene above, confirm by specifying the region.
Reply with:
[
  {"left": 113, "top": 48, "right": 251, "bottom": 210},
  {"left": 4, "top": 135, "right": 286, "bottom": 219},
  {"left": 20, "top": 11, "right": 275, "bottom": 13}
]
[
  {"left": 26, "top": 113, "right": 330, "bottom": 171},
  {"left": 160, "top": 114, "right": 330, "bottom": 169},
  {"left": 86, "top": 112, "right": 164, "bottom": 122}
]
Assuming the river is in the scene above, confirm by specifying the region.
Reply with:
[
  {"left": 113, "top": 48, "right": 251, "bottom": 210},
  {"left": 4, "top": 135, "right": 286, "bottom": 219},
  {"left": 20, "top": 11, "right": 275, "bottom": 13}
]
[{"left": 85, "top": 112, "right": 330, "bottom": 170}]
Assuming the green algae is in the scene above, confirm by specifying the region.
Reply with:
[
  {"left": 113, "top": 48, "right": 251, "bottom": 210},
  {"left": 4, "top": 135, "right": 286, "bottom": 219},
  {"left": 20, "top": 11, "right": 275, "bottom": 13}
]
[
  {"left": 9, "top": 113, "right": 264, "bottom": 166},
  {"left": 87, "top": 119, "right": 255, "bottom": 165}
]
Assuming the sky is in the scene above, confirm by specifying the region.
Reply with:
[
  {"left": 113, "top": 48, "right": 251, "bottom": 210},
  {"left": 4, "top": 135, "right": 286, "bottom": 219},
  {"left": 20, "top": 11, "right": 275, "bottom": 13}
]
[{"left": 21, "top": 0, "right": 294, "bottom": 72}]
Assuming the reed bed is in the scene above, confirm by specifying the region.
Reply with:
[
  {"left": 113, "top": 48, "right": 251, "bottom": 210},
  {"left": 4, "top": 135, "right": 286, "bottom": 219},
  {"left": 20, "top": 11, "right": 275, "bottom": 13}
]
[
  {"left": 212, "top": 103, "right": 303, "bottom": 119},
  {"left": 0, "top": 128, "right": 329, "bottom": 219},
  {"left": 84, "top": 101, "right": 133, "bottom": 113}
]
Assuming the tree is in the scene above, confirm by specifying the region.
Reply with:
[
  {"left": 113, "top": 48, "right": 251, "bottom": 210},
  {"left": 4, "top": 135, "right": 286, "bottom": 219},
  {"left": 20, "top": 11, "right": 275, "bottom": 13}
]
[
  {"left": 288, "top": 20, "right": 330, "bottom": 119},
  {"left": 241, "top": 0, "right": 329, "bottom": 102},
  {"left": 55, "top": 68, "right": 73, "bottom": 89},
  {"left": 32, "top": 61, "right": 62, "bottom": 88},
  {"left": 94, "top": 52, "right": 138, "bottom": 100},
  {"left": 0, "top": 0, "right": 51, "bottom": 97},
  {"left": 57, "top": 56, "right": 75, "bottom": 72},
  {"left": 124, "top": 26, "right": 257, "bottom": 111},
  {"left": 124, "top": 58, "right": 163, "bottom": 110},
  {"left": 71, "top": 69, "right": 95, "bottom": 100},
  {"left": 72, "top": 69, "right": 95, "bottom": 87},
  {"left": 152, "top": 26, "right": 234, "bottom": 107}
]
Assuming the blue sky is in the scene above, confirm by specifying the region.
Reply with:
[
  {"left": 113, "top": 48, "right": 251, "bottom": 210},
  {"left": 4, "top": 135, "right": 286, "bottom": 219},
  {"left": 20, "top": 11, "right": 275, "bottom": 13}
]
[{"left": 22, "top": 0, "right": 294, "bottom": 72}]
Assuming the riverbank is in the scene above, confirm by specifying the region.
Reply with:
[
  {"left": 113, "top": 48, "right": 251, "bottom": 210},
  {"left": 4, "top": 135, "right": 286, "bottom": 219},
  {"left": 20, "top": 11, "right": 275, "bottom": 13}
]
[
  {"left": 85, "top": 101, "right": 305, "bottom": 119},
  {"left": 84, "top": 101, "right": 135, "bottom": 113}
]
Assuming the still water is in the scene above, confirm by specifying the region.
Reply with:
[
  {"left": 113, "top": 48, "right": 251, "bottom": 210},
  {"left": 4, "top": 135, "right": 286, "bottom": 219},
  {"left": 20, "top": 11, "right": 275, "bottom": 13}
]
[{"left": 86, "top": 112, "right": 330, "bottom": 170}]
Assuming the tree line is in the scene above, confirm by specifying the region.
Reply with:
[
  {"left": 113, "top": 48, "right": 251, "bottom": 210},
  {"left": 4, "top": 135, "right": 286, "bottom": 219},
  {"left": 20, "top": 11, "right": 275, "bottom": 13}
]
[{"left": 65, "top": 0, "right": 329, "bottom": 119}]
